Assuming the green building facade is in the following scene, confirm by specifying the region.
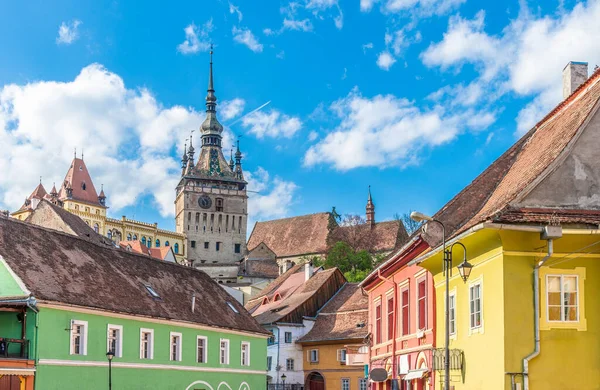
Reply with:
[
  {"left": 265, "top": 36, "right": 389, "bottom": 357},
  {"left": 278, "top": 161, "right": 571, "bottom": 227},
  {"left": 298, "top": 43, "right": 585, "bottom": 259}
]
[{"left": 0, "top": 215, "right": 269, "bottom": 390}]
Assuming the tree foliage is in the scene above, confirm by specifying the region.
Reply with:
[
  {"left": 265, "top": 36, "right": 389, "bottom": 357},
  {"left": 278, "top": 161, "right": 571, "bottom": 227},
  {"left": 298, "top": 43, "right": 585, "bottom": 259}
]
[{"left": 394, "top": 212, "right": 423, "bottom": 236}]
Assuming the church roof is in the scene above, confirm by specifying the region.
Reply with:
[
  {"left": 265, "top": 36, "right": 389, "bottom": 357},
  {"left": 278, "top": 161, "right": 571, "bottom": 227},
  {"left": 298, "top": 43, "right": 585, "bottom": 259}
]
[
  {"left": 58, "top": 157, "right": 103, "bottom": 207},
  {"left": 0, "top": 216, "right": 267, "bottom": 336},
  {"left": 247, "top": 213, "right": 333, "bottom": 258},
  {"left": 422, "top": 66, "right": 600, "bottom": 247}
]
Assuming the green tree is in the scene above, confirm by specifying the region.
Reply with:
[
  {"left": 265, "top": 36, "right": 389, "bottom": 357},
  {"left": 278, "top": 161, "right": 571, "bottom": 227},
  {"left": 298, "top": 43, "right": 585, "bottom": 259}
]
[{"left": 323, "top": 241, "right": 374, "bottom": 282}]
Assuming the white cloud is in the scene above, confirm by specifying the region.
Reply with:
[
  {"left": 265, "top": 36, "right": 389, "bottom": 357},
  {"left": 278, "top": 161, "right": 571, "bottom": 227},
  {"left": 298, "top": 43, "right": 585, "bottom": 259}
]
[
  {"left": 246, "top": 167, "right": 298, "bottom": 225},
  {"left": 242, "top": 110, "right": 302, "bottom": 138},
  {"left": 282, "top": 18, "right": 314, "bottom": 32},
  {"left": 56, "top": 20, "right": 82, "bottom": 45},
  {"left": 362, "top": 42, "right": 374, "bottom": 53},
  {"left": 362, "top": 0, "right": 465, "bottom": 16},
  {"left": 232, "top": 26, "right": 263, "bottom": 53},
  {"left": 177, "top": 19, "right": 214, "bottom": 55},
  {"left": 276, "top": 50, "right": 285, "bottom": 59},
  {"left": 422, "top": 1, "right": 600, "bottom": 135},
  {"left": 304, "top": 88, "right": 495, "bottom": 170},
  {"left": 377, "top": 51, "right": 396, "bottom": 70},
  {"left": 229, "top": 3, "right": 243, "bottom": 22},
  {"left": 264, "top": 28, "right": 275, "bottom": 36},
  {"left": 219, "top": 98, "right": 246, "bottom": 121},
  {"left": 308, "top": 130, "right": 319, "bottom": 141},
  {"left": 342, "top": 67, "right": 348, "bottom": 80},
  {"left": 0, "top": 64, "right": 208, "bottom": 217}
]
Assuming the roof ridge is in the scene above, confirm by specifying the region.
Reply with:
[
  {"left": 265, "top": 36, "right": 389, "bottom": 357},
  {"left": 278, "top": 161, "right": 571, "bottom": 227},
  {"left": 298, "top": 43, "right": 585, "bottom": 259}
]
[{"left": 254, "top": 211, "right": 331, "bottom": 224}]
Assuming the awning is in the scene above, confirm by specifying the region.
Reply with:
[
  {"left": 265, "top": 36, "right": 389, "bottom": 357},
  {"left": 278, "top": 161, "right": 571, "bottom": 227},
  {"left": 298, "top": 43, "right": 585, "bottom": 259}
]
[
  {"left": 0, "top": 367, "right": 36, "bottom": 376},
  {"left": 403, "top": 369, "right": 428, "bottom": 381}
]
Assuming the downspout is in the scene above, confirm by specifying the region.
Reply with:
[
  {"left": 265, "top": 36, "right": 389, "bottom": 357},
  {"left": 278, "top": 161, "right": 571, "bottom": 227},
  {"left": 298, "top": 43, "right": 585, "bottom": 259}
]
[
  {"left": 523, "top": 238, "right": 553, "bottom": 390},
  {"left": 377, "top": 269, "right": 397, "bottom": 387}
]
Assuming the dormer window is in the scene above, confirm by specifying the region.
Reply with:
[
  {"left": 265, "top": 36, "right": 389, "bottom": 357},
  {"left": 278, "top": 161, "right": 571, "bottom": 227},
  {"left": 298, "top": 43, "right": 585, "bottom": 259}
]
[
  {"left": 144, "top": 285, "right": 160, "bottom": 299},
  {"left": 81, "top": 182, "right": 86, "bottom": 191},
  {"left": 273, "top": 293, "right": 282, "bottom": 302}
]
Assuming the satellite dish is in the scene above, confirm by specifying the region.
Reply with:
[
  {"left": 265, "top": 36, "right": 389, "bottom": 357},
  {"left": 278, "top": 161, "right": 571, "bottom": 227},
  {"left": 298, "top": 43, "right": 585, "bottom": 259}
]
[{"left": 370, "top": 368, "right": 389, "bottom": 382}]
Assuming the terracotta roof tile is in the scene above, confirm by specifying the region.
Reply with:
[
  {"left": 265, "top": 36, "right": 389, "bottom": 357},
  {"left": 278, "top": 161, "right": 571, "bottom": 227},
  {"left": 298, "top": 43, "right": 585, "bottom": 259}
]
[
  {"left": 331, "top": 220, "right": 408, "bottom": 253},
  {"left": 428, "top": 69, "right": 600, "bottom": 244},
  {"left": 247, "top": 213, "right": 333, "bottom": 257},
  {"left": 297, "top": 283, "right": 368, "bottom": 343},
  {"left": 0, "top": 216, "right": 267, "bottom": 335},
  {"left": 58, "top": 158, "right": 103, "bottom": 206}
]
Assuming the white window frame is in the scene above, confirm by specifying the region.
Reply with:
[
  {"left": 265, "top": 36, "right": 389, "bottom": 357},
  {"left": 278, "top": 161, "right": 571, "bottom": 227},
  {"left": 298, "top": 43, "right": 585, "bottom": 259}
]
[
  {"left": 341, "top": 378, "right": 350, "bottom": 390},
  {"left": 308, "top": 349, "right": 319, "bottom": 363},
  {"left": 220, "top": 338, "right": 230, "bottom": 365},
  {"left": 70, "top": 320, "right": 88, "bottom": 355},
  {"left": 286, "top": 358, "right": 294, "bottom": 371},
  {"left": 546, "top": 274, "right": 579, "bottom": 323},
  {"left": 448, "top": 289, "right": 457, "bottom": 338},
  {"left": 107, "top": 324, "right": 123, "bottom": 358},
  {"left": 140, "top": 328, "right": 154, "bottom": 359},
  {"left": 196, "top": 336, "right": 208, "bottom": 363},
  {"left": 416, "top": 276, "right": 427, "bottom": 331},
  {"left": 284, "top": 331, "right": 292, "bottom": 343},
  {"left": 170, "top": 332, "right": 182, "bottom": 362},
  {"left": 337, "top": 348, "right": 347, "bottom": 364},
  {"left": 241, "top": 341, "right": 251, "bottom": 366},
  {"left": 468, "top": 276, "right": 484, "bottom": 335}
]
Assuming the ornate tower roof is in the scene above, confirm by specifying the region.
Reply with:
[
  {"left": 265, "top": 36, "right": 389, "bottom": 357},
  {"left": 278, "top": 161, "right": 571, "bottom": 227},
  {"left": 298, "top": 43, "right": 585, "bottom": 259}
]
[{"left": 180, "top": 48, "right": 245, "bottom": 185}]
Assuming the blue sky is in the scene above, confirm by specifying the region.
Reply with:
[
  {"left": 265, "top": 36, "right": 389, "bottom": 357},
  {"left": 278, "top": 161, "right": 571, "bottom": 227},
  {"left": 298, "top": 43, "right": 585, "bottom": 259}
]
[{"left": 1, "top": 0, "right": 598, "bottom": 231}]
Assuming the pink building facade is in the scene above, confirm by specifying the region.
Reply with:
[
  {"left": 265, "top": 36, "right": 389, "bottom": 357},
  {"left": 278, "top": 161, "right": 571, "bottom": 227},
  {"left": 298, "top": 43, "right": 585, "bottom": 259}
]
[{"left": 362, "top": 237, "right": 435, "bottom": 390}]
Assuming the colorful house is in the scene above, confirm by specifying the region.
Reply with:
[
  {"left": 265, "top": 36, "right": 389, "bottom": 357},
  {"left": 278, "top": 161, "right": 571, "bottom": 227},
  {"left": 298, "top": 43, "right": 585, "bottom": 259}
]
[
  {"left": 245, "top": 263, "right": 346, "bottom": 387},
  {"left": 0, "top": 215, "right": 268, "bottom": 390},
  {"left": 361, "top": 237, "right": 432, "bottom": 390},
  {"left": 297, "top": 283, "right": 370, "bottom": 390},
  {"left": 409, "top": 62, "right": 600, "bottom": 389}
]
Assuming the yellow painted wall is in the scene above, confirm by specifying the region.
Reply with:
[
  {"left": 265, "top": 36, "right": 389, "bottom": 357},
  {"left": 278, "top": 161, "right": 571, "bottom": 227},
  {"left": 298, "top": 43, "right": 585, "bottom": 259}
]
[
  {"left": 301, "top": 343, "right": 365, "bottom": 390},
  {"left": 421, "top": 229, "right": 600, "bottom": 390}
]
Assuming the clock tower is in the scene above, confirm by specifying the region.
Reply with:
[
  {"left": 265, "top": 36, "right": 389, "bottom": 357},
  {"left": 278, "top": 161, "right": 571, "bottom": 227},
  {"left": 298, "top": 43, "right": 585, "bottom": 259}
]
[{"left": 175, "top": 49, "right": 248, "bottom": 272}]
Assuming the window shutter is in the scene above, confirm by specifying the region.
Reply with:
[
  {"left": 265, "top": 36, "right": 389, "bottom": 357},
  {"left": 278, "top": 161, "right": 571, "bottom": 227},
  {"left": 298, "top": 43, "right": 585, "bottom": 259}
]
[
  {"left": 337, "top": 349, "right": 342, "bottom": 361},
  {"left": 307, "top": 350, "right": 310, "bottom": 362}
]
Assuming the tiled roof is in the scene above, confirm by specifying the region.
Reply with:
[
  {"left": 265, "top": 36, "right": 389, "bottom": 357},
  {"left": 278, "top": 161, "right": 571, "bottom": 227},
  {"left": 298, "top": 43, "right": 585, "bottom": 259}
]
[
  {"left": 120, "top": 241, "right": 173, "bottom": 261},
  {"left": 331, "top": 220, "right": 408, "bottom": 253},
  {"left": 0, "top": 216, "right": 267, "bottom": 335},
  {"left": 29, "top": 183, "right": 48, "bottom": 200},
  {"left": 58, "top": 158, "right": 103, "bottom": 206},
  {"left": 427, "top": 69, "right": 600, "bottom": 245},
  {"left": 247, "top": 213, "right": 333, "bottom": 257},
  {"left": 493, "top": 207, "right": 600, "bottom": 225},
  {"left": 239, "top": 259, "right": 279, "bottom": 279},
  {"left": 297, "top": 283, "right": 368, "bottom": 343},
  {"left": 246, "top": 266, "right": 346, "bottom": 325},
  {"left": 25, "top": 199, "right": 112, "bottom": 246}
]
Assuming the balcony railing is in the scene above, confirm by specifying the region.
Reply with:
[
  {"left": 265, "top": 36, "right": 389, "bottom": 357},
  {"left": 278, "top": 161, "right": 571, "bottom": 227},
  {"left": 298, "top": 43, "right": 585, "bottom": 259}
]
[
  {"left": 432, "top": 348, "right": 463, "bottom": 371},
  {"left": 0, "top": 338, "right": 29, "bottom": 359}
]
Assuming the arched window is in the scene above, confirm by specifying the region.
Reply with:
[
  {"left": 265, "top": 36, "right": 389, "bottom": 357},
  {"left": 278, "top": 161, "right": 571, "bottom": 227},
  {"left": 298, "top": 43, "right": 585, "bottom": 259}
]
[
  {"left": 147, "top": 239, "right": 151, "bottom": 248},
  {"left": 127, "top": 233, "right": 132, "bottom": 241},
  {"left": 165, "top": 241, "right": 170, "bottom": 247},
  {"left": 133, "top": 234, "right": 138, "bottom": 240},
  {"left": 93, "top": 223, "right": 99, "bottom": 233},
  {"left": 174, "top": 243, "right": 179, "bottom": 254},
  {"left": 156, "top": 239, "right": 160, "bottom": 247},
  {"left": 107, "top": 230, "right": 112, "bottom": 240},
  {"left": 141, "top": 237, "right": 147, "bottom": 246}
]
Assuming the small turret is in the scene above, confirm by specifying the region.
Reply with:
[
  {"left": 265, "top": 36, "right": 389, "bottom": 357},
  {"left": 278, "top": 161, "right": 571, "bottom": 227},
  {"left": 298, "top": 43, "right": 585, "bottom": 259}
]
[
  {"left": 234, "top": 140, "right": 244, "bottom": 181},
  {"left": 187, "top": 135, "right": 195, "bottom": 166},
  {"left": 229, "top": 149, "right": 235, "bottom": 171},
  {"left": 98, "top": 184, "right": 106, "bottom": 206},
  {"left": 181, "top": 141, "right": 189, "bottom": 170}
]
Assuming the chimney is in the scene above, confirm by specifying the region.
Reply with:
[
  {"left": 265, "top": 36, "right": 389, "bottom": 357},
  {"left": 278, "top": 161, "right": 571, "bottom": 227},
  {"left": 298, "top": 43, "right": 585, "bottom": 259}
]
[
  {"left": 563, "top": 62, "right": 588, "bottom": 99},
  {"left": 304, "top": 262, "right": 313, "bottom": 282}
]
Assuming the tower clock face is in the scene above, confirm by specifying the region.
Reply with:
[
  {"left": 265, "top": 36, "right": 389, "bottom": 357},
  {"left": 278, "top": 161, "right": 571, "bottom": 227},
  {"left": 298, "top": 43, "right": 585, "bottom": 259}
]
[{"left": 198, "top": 195, "right": 212, "bottom": 209}]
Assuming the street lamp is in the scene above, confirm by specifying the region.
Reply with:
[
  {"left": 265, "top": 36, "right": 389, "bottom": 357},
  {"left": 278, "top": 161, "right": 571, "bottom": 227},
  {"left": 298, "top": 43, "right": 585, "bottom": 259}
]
[
  {"left": 410, "top": 212, "right": 472, "bottom": 390},
  {"left": 281, "top": 373, "right": 286, "bottom": 390},
  {"left": 106, "top": 350, "right": 115, "bottom": 390}
]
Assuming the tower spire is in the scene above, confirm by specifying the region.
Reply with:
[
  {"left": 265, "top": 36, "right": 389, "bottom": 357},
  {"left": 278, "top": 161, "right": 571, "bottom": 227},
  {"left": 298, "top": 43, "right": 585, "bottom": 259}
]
[
  {"left": 206, "top": 44, "right": 216, "bottom": 113},
  {"left": 366, "top": 185, "right": 375, "bottom": 227},
  {"left": 229, "top": 148, "right": 234, "bottom": 171},
  {"left": 181, "top": 141, "right": 189, "bottom": 169}
]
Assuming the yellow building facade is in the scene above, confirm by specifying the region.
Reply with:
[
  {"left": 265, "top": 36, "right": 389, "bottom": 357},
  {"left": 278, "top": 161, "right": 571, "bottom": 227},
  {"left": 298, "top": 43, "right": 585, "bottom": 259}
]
[
  {"left": 300, "top": 343, "right": 367, "bottom": 390},
  {"left": 11, "top": 157, "right": 185, "bottom": 263},
  {"left": 418, "top": 227, "right": 599, "bottom": 390}
]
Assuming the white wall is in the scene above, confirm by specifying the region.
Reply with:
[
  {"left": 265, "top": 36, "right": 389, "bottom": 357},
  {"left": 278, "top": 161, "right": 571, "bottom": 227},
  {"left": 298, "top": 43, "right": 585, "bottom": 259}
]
[{"left": 266, "top": 321, "right": 315, "bottom": 385}]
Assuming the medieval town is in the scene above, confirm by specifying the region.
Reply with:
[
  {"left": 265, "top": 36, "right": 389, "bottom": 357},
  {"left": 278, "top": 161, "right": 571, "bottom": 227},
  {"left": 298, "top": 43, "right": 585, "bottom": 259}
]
[{"left": 0, "top": 1, "right": 599, "bottom": 390}]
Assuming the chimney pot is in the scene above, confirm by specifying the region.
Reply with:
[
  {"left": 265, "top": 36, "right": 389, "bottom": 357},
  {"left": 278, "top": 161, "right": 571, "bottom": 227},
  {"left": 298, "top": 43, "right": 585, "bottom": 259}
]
[
  {"left": 304, "top": 262, "right": 313, "bottom": 282},
  {"left": 563, "top": 61, "right": 588, "bottom": 99}
]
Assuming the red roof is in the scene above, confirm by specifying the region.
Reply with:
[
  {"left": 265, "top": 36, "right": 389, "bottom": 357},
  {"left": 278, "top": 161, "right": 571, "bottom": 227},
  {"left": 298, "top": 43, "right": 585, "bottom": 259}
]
[{"left": 58, "top": 158, "right": 103, "bottom": 206}]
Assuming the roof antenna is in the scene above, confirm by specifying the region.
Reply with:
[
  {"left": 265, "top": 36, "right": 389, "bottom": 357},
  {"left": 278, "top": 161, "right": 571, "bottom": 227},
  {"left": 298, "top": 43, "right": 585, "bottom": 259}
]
[
  {"left": 81, "top": 148, "right": 84, "bottom": 161},
  {"left": 74, "top": 147, "right": 76, "bottom": 159},
  {"left": 40, "top": 176, "right": 42, "bottom": 185}
]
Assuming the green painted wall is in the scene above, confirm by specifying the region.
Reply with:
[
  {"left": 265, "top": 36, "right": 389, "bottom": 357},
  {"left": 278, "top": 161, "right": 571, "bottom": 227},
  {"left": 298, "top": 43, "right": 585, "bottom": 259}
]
[
  {"left": 0, "top": 257, "right": 26, "bottom": 298},
  {"left": 30, "top": 307, "right": 267, "bottom": 390}
]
